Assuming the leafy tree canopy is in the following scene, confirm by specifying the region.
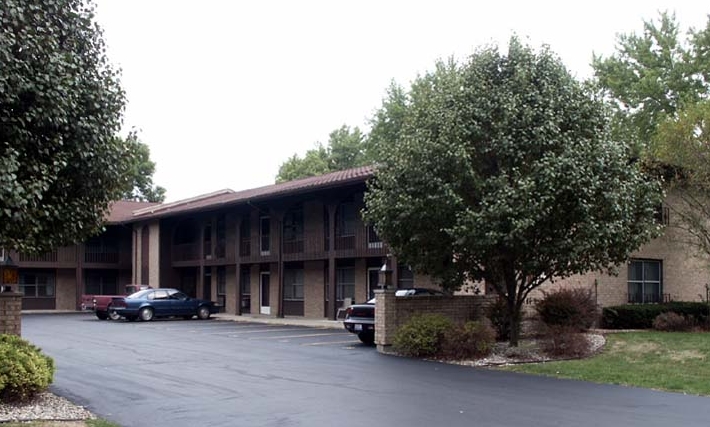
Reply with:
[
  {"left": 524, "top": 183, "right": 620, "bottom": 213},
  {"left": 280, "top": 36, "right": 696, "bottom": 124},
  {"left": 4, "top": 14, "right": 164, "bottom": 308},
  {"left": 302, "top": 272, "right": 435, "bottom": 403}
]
[
  {"left": 594, "top": 12, "right": 710, "bottom": 261},
  {"left": 1, "top": 0, "right": 134, "bottom": 252},
  {"left": 364, "top": 38, "right": 662, "bottom": 345},
  {"left": 592, "top": 11, "right": 710, "bottom": 151},
  {"left": 120, "top": 131, "right": 166, "bottom": 203},
  {"left": 276, "top": 125, "right": 369, "bottom": 182}
]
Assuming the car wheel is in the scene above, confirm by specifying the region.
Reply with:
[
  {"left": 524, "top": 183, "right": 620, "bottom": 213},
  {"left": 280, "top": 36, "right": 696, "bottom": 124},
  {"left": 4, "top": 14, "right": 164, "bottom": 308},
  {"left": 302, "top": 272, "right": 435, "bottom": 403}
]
[
  {"left": 107, "top": 305, "right": 121, "bottom": 321},
  {"left": 358, "top": 332, "right": 375, "bottom": 345},
  {"left": 197, "top": 306, "right": 211, "bottom": 320},
  {"left": 139, "top": 307, "right": 154, "bottom": 322},
  {"left": 95, "top": 311, "right": 108, "bottom": 320}
]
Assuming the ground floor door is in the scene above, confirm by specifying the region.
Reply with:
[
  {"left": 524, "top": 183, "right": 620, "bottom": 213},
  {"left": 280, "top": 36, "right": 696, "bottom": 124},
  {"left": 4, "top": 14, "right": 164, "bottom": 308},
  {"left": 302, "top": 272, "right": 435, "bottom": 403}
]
[{"left": 260, "top": 272, "right": 270, "bottom": 315}]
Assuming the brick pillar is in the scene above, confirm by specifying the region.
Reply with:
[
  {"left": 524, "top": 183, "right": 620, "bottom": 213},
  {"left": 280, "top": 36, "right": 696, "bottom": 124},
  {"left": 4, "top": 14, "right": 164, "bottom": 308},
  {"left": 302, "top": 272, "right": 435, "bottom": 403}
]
[
  {"left": 375, "top": 288, "right": 396, "bottom": 353},
  {"left": 0, "top": 292, "right": 22, "bottom": 336}
]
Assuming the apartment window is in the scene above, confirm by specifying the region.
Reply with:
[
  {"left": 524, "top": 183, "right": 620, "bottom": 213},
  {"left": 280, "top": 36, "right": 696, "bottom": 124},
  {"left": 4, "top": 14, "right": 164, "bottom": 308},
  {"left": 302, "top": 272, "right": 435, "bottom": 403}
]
[
  {"left": 215, "top": 215, "right": 226, "bottom": 258},
  {"left": 367, "top": 225, "right": 383, "bottom": 249},
  {"left": 20, "top": 270, "right": 56, "bottom": 298},
  {"left": 260, "top": 216, "right": 271, "bottom": 255},
  {"left": 84, "top": 270, "right": 118, "bottom": 295},
  {"left": 654, "top": 205, "right": 670, "bottom": 226},
  {"left": 240, "top": 268, "right": 251, "bottom": 311},
  {"left": 283, "top": 205, "right": 304, "bottom": 253},
  {"left": 336, "top": 202, "right": 356, "bottom": 237},
  {"left": 239, "top": 217, "right": 251, "bottom": 256},
  {"left": 203, "top": 223, "right": 212, "bottom": 259},
  {"left": 336, "top": 267, "right": 355, "bottom": 301},
  {"left": 628, "top": 259, "right": 662, "bottom": 303},
  {"left": 284, "top": 269, "right": 304, "bottom": 301},
  {"left": 398, "top": 265, "right": 414, "bottom": 289},
  {"left": 216, "top": 266, "right": 226, "bottom": 296}
]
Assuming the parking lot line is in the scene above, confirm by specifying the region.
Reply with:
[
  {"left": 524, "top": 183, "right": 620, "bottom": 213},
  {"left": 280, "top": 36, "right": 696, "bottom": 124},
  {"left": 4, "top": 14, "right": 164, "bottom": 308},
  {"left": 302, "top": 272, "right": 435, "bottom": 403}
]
[
  {"left": 301, "top": 340, "right": 361, "bottom": 346},
  {"left": 250, "top": 332, "right": 348, "bottom": 340}
]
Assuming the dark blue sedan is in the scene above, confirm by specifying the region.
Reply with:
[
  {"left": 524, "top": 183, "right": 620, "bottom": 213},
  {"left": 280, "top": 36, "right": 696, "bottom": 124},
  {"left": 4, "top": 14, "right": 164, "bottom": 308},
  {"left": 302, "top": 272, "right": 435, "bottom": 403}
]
[{"left": 110, "top": 288, "right": 218, "bottom": 322}]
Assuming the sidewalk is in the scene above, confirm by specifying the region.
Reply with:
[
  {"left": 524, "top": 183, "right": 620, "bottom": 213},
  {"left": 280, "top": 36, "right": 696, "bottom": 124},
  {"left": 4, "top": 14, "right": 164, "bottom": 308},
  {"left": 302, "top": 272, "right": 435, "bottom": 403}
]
[
  {"left": 22, "top": 309, "right": 345, "bottom": 330},
  {"left": 212, "top": 312, "right": 344, "bottom": 330}
]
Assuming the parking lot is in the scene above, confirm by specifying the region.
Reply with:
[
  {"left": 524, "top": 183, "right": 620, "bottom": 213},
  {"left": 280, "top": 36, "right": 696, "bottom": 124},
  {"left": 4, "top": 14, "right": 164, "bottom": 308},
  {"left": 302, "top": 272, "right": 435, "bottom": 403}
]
[{"left": 21, "top": 313, "right": 710, "bottom": 427}]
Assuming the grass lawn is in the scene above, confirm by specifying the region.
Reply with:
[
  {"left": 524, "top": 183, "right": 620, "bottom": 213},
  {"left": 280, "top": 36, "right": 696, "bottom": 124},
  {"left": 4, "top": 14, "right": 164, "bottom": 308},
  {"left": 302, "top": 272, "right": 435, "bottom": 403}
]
[{"left": 502, "top": 331, "right": 710, "bottom": 396}]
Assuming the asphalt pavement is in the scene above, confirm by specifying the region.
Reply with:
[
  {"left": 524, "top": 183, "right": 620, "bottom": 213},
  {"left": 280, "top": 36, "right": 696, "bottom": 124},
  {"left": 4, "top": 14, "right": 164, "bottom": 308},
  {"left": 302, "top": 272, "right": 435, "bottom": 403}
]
[{"left": 19, "top": 312, "right": 710, "bottom": 427}]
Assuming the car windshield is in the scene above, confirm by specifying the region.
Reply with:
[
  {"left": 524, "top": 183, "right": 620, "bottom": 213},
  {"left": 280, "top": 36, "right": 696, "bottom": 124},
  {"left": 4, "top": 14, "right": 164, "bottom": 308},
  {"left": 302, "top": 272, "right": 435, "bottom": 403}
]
[{"left": 127, "top": 289, "right": 152, "bottom": 299}]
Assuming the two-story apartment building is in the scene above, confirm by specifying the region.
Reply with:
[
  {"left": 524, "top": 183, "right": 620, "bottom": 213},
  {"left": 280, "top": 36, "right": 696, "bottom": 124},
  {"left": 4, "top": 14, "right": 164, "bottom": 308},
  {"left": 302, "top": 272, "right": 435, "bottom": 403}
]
[
  {"left": 126, "top": 166, "right": 435, "bottom": 320},
  {"left": 10, "top": 200, "right": 157, "bottom": 310},
  {"left": 14, "top": 166, "right": 710, "bottom": 318}
]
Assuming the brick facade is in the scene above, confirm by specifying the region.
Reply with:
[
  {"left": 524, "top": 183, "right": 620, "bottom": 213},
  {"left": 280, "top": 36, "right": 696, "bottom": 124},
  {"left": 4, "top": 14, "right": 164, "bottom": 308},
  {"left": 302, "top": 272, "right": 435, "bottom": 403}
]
[
  {"left": 375, "top": 289, "right": 495, "bottom": 352},
  {"left": 0, "top": 292, "right": 22, "bottom": 336}
]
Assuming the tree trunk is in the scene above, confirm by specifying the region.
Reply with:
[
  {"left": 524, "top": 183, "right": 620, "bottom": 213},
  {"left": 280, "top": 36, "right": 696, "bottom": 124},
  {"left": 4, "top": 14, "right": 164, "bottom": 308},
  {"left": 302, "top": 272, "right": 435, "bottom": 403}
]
[{"left": 508, "top": 301, "right": 521, "bottom": 347}]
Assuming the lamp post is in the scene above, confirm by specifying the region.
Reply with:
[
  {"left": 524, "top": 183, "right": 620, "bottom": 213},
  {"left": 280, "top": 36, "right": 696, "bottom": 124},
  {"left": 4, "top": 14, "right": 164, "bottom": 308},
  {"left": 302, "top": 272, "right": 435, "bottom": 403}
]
[
  {"left": 0, "top": 252, "right": 19, "bottom": 293},
  {"left": 379, "top": 256, "right": 393, "bottom": 290}
]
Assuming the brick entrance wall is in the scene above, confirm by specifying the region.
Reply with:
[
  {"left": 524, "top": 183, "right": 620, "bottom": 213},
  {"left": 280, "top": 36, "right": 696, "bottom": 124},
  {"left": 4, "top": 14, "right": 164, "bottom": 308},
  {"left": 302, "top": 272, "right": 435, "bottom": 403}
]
[
  {"left": 0, "top": 292, "right": 22, "bottom": 336},
  {"left": 375, "top": 289, "right": 495, "bottom": 352}
]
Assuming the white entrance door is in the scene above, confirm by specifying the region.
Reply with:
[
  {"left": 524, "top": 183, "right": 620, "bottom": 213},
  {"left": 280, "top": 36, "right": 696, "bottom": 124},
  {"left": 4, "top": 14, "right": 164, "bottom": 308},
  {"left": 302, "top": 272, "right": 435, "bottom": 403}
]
[{"left": 260, "top": 272, "right": 271, "bottom": 315}]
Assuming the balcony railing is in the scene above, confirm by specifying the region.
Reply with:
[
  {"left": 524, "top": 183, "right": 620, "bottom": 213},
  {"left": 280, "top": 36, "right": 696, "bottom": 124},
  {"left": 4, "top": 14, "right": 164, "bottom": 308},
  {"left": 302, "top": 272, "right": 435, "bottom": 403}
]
[
  {"left": 627, "top": 293, "right": 671, "bottom": 304},
  {"left": 84, "top": 251, "right": 119, "bottom": 264},
  {"left": 19, "top": 251, "right": 58, "bottom": 263},
  {"left": 173, "top": 243, "right": 200, "bottom": 262}
]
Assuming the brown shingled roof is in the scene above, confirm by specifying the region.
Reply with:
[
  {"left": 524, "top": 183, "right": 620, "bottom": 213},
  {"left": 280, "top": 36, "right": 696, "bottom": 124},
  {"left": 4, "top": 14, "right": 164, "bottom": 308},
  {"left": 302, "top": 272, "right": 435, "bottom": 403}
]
[
  {"left": 107, "top": 200, "right": 161, "bottom": 223},
  {"left": 130, "top": 165, "right": 376, "bottom": 221}
]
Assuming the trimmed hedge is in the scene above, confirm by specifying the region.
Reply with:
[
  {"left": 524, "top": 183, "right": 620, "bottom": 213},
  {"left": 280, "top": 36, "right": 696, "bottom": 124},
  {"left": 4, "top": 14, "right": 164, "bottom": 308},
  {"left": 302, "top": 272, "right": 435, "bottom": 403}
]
[
  {"left": 0, "top": 334, "right": 55, "bottom": 403},
  {"left": 601, "top": 302, "right": 710, "bottom": 329},
  {"left": 393, "top": 314, "right": 453, "bottom": 358}
]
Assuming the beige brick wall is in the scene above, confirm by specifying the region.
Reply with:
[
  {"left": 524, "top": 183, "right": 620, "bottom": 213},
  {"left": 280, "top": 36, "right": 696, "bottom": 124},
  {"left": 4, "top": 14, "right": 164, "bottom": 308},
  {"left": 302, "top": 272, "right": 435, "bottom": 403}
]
[
  {"left": 250, "top": 265, "right": 260, "bottom": 315},
  {"left": 547, "top": 192, "right": 710, "bottom": 307},
  {"left": 375, "top": 290, "right": 495, "bottom": 351},
  {"left": 0, "top": 293, "right": 22, "bottom": 336},
  {"left": 225, "top": 265, "right": 237, "bottom": 314},
  {"left": 149, "top": 221, "right": 161, "bottom": 288},
  {"left": 304, "top": 261, "right": 325, "bottom": 318},
  {"left": 55, "top": 268, "right": 77, "bottom": 310},
  {"left": 354, "top": 259, "right": 367, "bottom": 303}
]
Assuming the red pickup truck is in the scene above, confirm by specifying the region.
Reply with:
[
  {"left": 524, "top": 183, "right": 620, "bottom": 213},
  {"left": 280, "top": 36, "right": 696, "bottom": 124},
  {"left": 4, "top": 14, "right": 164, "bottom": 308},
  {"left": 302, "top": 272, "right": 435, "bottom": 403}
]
[{"left": 81, "top": 284, "right": 151, "bottom": 320}]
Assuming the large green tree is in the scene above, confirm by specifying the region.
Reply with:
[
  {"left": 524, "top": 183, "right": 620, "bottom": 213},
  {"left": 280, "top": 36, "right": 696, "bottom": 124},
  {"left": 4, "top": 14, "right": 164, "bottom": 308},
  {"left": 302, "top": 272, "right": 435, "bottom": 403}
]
[
  {"left": 1, "top": 0, "right": 133, "bottom": 252},
  {"left": 592, "top": 11, "right": 710, "bottom": 150},
  {"left": 364, "top": 39, "right": 662, "bottom": 346},
  {"left": 120, "top": 132, "right": 166, "bottom": 203},
  {"left": 594, "top": 13, "right": 710, "bottom": 262},
  {"left": 276, "top": 125, "right": 369, "bottom": 182}
]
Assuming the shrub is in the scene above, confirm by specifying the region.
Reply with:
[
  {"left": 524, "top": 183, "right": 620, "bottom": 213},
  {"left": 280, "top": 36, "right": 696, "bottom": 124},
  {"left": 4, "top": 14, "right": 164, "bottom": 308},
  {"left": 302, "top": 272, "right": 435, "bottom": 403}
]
[
  {"left": 0, "top": 334, "right": 55, "bottom": 403},
  {"left": 541, "top": 325, "right": 591, "bottom": 358},
  {"left": 440, "top": 319, "right": 497, "bottom": 360},
  {"left": 486, "top": 297, "right": 511, "bottom": 341},
  {"left": 535, "top": 288, "right": 598, "bottom": 331},
  {"left": 393, "top": 314, "right": 453, "bottom": 358},
  {"left": 602, "top": 302, "right": 710, "bottom": 329},
  {"left": 652, "top": 312, "right": 694, "bottom": 332}
]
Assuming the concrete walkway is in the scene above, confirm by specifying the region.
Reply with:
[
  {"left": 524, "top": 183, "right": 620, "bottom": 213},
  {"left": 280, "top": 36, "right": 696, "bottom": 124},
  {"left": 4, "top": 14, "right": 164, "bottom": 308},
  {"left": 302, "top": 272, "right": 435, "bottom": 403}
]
[
  {"left": 22, "top": 310, "right": 345, "bottom": 330},
  {"left": 212, "top": 313, "right": 344, "bottom": 330}
]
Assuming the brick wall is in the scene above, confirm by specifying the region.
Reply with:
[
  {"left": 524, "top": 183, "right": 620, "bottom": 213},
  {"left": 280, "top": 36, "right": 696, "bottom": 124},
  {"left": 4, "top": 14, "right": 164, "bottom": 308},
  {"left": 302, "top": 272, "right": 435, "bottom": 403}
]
[
  {"left": 0, "top": 292, "right": 22, "bottom": 336},
  {"left": 375, "top": 289, "right": 495, "bottom": 352}
]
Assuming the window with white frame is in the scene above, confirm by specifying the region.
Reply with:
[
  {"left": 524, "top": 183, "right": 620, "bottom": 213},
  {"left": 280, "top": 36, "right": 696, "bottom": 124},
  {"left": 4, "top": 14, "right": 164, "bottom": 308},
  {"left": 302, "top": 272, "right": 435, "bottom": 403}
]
[
  {"left": 283, "top": 268, "right": 304, "bottom": 301},
  {"left": 628, "top": 259, "right": 662, "bottom": 303},
  {"left": 20, "top": 270, "right": 56, "bottom": 298},
  {"left": 336, "top": 267, "right": 355, "bottom": 301}
]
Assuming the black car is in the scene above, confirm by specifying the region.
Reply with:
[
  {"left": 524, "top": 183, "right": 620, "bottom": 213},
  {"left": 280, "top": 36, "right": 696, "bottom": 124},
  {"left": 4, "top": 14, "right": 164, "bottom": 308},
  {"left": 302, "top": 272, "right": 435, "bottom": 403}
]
[{"left": 343, "top": 288, "right": 444, "bottom": 344}]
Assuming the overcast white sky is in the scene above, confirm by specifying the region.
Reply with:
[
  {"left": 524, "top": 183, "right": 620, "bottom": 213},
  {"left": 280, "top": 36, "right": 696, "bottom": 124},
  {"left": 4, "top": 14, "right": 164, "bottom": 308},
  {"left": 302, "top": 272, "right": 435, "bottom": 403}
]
[{"left": 94, "top": 0, "right": 709, "bottom": 202}]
